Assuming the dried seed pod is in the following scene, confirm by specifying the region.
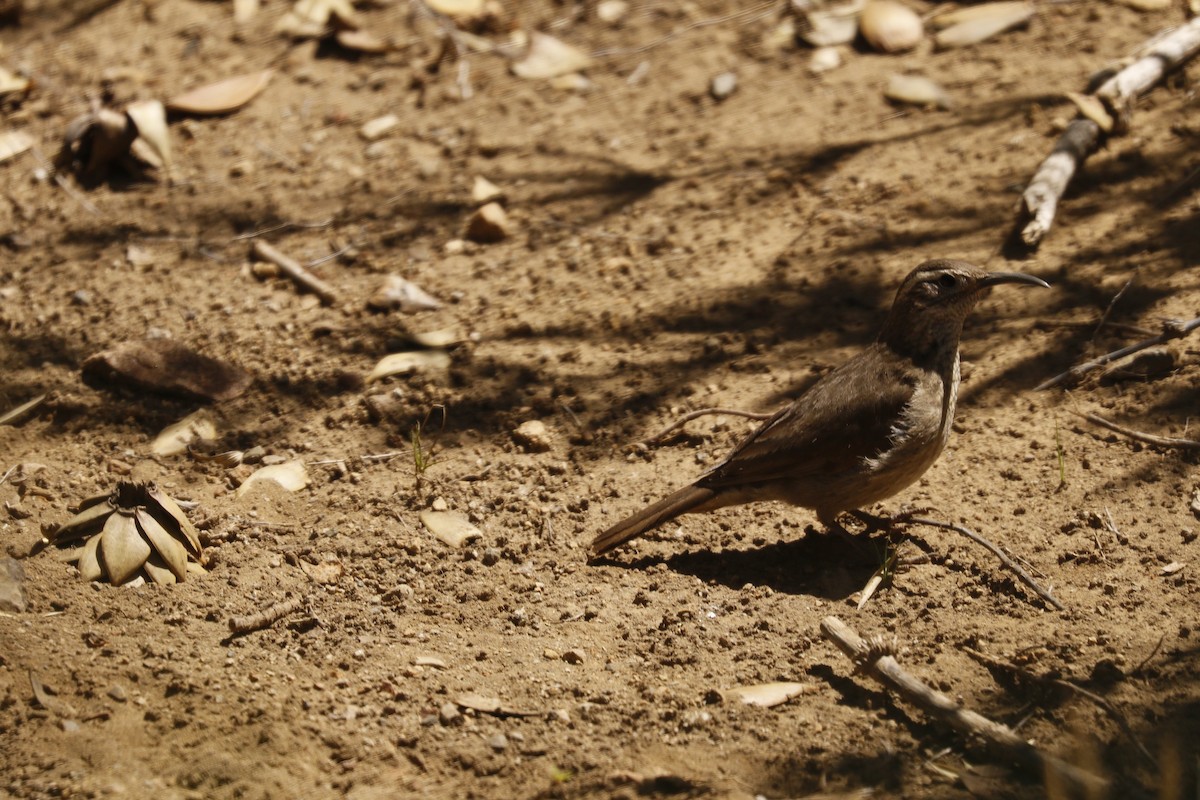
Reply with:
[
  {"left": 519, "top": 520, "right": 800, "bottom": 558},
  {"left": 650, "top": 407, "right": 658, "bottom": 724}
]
[
  {"left": 860, "top": 0, "right": 923, "bottom": 53},
  {"left": 48, "top": 482, "right": 204, "bottom": 585}
]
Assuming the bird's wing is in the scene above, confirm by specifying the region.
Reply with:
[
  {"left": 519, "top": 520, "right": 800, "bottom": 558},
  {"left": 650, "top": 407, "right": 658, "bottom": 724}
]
[{"left": 698, "top": 345, "right": 919, "bottom": 490}]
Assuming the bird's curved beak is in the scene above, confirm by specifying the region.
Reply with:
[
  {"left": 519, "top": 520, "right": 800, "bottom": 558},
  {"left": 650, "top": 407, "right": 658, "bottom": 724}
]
[{"left": 980, "top": 271, "right": 1050, "bottom": 289}]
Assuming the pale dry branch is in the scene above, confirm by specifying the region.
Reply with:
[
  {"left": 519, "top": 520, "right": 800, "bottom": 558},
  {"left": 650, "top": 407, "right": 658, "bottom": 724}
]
[{"left": 1019, "top": 18, "right": 1200, "bottom": 247}]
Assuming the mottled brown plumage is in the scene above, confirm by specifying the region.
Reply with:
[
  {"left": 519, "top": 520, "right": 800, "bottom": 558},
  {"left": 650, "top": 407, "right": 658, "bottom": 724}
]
[{"left": 589, "top": 260, "right": 1048, "bottom": 558}]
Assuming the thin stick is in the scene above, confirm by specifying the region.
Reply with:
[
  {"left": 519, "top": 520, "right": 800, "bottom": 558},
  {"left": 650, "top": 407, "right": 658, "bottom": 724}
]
[
  {"left": 1037, "top": 315, "right": 1200, "bottom": 390},
  {"left": 230, "top": 218, "right": 333, "bottom": 242},
  {"left": 907, "top": 517, "right": 1064, "bottom": 611},
  {"left": 640, "top": 407, "right": 775, "bottom": 446},
  {"left": 1092, "top": 275, "right": 1134, "bottom": 342},
  {"left": 1076, "top": 412, "right": 1200, "bottom": 450},
  {"left": 251, "top": 240, "right": 339, "bottom": 305},
  {"left": 821, "top": 617, "right": 1109, "bottom": 795},
  {"left": 227, "top": 595, "right": 305, "bottom": 635},
  {"left": 962, "top": 646, "right": 1155, "bottom": 766},
  {"left": 1019, "top": 17, "right": 1200, "bottom": 246}
]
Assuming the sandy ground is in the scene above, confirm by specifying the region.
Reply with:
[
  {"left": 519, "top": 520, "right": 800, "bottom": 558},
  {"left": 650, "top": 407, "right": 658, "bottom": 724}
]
[{"left": 2, "top": 0, "right": 1199, "bottom": 797}]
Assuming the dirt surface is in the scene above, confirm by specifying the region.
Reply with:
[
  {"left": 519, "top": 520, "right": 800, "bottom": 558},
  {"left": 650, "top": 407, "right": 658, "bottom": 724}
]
[{"left": 2, "top": 1, "right": 1199, "bottom": 797}]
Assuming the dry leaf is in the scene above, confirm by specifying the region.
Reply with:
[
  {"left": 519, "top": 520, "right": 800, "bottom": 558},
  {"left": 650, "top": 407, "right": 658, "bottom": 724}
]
[
  {"left": 135, "top": 508, "right": 188, "bottom": 581},
  {"left": 77, "top": 532, "right": 104, "bottom": 582},
  {"left": 933, "top": 2, "right": 1033, "bottom": 48},
  {"left": 300, "top": 559, "right": 344, "bottom": 584},
  {"left": 419, "top": 510, "right": 482, "bottom": 547},
  {"left": 884, "top": 74, "right": 952, "bottom": 109},
  {"left": 336, "top": 29, "right": 391, "bottom": 53},
  {"left": 723, "top": 682, "right": 813, "bottom": 708},
  {"left": 512, "top": 32, "right": 591, "bottom": 80},
  {"left": 143, "top": 551, "right": 178, "bottom": 585},
  {"left": 146, "top": 485, "right": 202, "bottom": 556},
  {"left": 125, "top": 99, "right": 171, "bottom": 170},
  {"left": 0, "top": 130, "right": 33, "bottom": 164},
  {"left": 367, "top": 275, "right": 443, "bottom": 312},
  {"left": 99, "top": 511, "right": 151, "bottom": 585},
  {"left": 454, "top": 692, "right": 539, "bottom": 716},
  {"left": 151, "top": 410, "right": 217, "bottom": 457},
  {"left": 167, "top": 70, "right": 274, "bottom": 116},
  {"left": 236, "top": 460, "right": 310, "bottom": 497},
  {"left": 82, "top": 338, "right": 253, "bottom": 402},
  {"left": 367, "top": 350, "right": 451, "bottom": 382}
]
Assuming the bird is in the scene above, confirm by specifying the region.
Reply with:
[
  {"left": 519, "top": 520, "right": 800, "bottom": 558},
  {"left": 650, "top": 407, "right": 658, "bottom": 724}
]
[{"left": 589, "top": 259, "right": 1048, "bottom": 558}]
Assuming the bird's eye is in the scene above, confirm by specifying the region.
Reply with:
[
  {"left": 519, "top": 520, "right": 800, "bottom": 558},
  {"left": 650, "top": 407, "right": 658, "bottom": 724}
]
[{"left": 937, "top": 274, "right": 958, "bottom": 289}]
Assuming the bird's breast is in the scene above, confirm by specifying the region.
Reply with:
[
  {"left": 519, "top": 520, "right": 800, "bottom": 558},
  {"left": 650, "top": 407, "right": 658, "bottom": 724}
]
[{"left": 859, "top": 356, "right": 957, "bottom": 502}]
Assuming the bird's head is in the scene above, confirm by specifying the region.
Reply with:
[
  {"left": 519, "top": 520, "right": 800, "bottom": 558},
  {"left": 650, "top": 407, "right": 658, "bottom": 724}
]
[{"left": 879, "top": 259, "right": 1049, "bottom": 361}]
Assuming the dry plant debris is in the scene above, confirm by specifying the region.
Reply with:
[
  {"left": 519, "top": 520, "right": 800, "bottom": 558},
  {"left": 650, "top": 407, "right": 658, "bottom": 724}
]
[{"left": 48, "top": 482, "right": 204, "bottom": 585}]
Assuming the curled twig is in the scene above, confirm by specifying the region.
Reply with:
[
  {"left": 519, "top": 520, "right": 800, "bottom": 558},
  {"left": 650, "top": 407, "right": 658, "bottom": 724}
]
[
  {"left": 821, "top": 616, "right": 1109, "bottom": 796},
  {"left": 228, "top": 595, "right": 305, "bottom": 635},
  {"left": 907, "top": 517, "right": 1064, "bottom": 611}
]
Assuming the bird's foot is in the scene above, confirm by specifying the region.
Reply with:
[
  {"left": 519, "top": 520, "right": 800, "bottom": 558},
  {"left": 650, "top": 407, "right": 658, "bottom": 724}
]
[{"left": 848, "top": 506, "right": 936, "bottom": 534}]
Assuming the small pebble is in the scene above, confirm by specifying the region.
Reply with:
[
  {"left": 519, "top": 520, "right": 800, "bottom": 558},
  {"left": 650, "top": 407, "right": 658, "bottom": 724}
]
[
  {"left": 562, "top": 648, "right": 585, "bottom": 665},
  {"left": 487, "top": 733, "right": 509, "bottom": 752},
  {"left": 513, "top": 420, "right": 553, "bottom": 453},
  {"left": 465, "top": 202, "right": 510, "bottom": 244},
  {"left": 710, "top": 71, "right": 737, "bottom": 101},
  {"left": 439, "top": 702, "right": 463, "bottom": 726}
]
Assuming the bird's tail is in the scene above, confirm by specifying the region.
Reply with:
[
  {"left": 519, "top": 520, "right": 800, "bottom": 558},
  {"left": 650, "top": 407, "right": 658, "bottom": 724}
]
[{"left": 589, "top": 484, "right": 717, "bottom": 558}]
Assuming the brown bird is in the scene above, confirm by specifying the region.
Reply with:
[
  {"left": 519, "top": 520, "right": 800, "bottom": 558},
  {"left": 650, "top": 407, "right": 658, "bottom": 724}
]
[{"left": 590, "top": 260, "right": 1048, "bottom": 558}]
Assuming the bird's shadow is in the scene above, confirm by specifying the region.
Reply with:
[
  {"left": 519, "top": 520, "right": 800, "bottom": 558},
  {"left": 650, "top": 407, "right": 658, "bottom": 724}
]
[{"left": 593, "top": 528, "right": 885, "bottom": 600}]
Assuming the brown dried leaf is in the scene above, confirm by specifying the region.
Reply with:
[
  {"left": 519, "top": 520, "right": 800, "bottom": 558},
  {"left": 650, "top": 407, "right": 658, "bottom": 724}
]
[
  {"left": 99, "top": 511, "right": 150, "bottom": 585},
  {"left": 82, "top": 338, "right": 252, "bottom": 402},
  {"left": 147, "top": 485, "right": 202, "bottom": 557},
  {"left": 135, "top": 507, "right": 188, "bottom": 580},
  {"left": 77, "top": 532, "right": 104, "bottom": 582},
  {"left": 143, "top": 551, "right": 178, "bottom": 584},
  {"left": 52, "top": 501, "right": 114, "bottom": 545},
  {"left": 152, "top": 410, "right": 217, "bottom": 457},
  {"left": 167, "top": 70, "right": 274, "bottom": 116}
]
